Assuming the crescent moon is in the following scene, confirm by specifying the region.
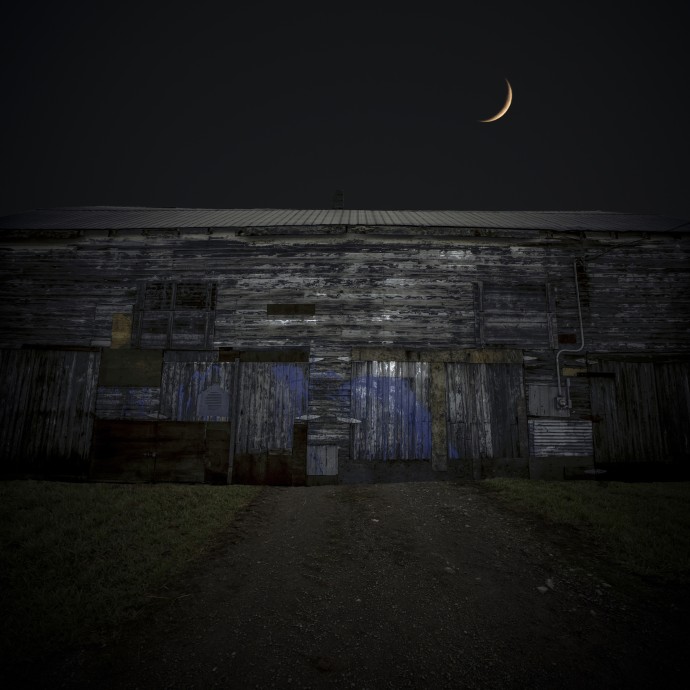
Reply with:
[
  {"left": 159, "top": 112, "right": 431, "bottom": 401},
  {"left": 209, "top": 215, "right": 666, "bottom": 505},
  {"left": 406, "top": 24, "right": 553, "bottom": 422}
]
[{"left": 479, "top": 78, "right": 512, "bottom": 123}]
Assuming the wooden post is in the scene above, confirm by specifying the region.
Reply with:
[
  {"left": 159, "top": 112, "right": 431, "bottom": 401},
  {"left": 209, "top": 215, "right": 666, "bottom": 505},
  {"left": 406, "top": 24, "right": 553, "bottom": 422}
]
[
  {"left": 430, "top": 362, "right": 448, "bottom": 472},
  {"left": 226, "top": 358, "right": 240, "bottom": 484}
]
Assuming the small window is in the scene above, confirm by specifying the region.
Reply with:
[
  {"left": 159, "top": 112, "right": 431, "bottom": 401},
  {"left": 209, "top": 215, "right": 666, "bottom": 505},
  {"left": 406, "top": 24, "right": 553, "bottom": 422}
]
[{"left": 133, "top": 281, "right": 216, "bottom": 349}]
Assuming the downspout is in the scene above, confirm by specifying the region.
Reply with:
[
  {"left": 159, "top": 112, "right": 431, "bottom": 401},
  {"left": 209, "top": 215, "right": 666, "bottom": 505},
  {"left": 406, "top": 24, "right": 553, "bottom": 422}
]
[{"left": 555, "top": 258, "right": 586, "bottom": 408}]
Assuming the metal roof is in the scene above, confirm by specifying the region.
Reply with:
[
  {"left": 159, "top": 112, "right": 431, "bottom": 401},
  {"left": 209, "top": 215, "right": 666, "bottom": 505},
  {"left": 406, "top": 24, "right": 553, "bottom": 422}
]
[{"left": 0, "top": 207, "right": 688, "bottom": 232}]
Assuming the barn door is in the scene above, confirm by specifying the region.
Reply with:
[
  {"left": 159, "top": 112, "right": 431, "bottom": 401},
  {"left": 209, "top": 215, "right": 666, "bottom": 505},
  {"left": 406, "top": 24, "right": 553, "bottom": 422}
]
[
  {"left": 231, "top": 362, "right": 309, "bottom": 484},
  {"left": 589, "top": 359, "right": 690, "bottom": 463},
  {"left": 0, "top": 348, "right": 100, "bottom": 477},
  {"left": 446, "top": 362, "right": 527, "bottom": 478},
  {"left": 351, "top": 361, "right": 432, "bottom": 461}
]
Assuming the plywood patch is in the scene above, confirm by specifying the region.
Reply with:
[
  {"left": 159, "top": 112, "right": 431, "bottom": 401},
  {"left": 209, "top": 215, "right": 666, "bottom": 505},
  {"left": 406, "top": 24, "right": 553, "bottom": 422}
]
[{"left": 111, "top": 313, "right": 132, "bottom": 349}]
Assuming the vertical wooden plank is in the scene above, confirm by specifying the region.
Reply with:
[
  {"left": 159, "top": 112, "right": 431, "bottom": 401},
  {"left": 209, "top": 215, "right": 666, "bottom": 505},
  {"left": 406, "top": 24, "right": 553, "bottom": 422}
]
[{"left": 227, "top": 358, "right": 240, "bottom": 484}]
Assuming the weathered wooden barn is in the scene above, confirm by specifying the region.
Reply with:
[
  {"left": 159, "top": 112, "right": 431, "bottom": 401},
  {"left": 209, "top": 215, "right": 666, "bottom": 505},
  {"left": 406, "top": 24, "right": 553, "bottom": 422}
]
[{"left": 1, "top": 207, "right": 689, "bottom": 483}]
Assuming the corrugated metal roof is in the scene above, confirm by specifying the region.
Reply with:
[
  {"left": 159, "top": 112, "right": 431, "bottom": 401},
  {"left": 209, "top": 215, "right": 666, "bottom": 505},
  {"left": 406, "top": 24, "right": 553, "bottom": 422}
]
[{"left": 0, "top": 206, "right": 688, "bottom": 232}]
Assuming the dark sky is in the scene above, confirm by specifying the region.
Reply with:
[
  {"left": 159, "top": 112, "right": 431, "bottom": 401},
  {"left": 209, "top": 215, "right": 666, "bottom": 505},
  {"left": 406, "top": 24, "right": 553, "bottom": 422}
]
[{"left": 1, "top": 3, "right": 689, "bottom": 219}]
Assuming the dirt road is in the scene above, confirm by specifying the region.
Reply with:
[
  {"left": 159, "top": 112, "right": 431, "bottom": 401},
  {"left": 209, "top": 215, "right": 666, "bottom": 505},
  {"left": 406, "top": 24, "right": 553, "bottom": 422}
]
[{"left": 29, "top": 482, "right": 689, "bottom": 689}]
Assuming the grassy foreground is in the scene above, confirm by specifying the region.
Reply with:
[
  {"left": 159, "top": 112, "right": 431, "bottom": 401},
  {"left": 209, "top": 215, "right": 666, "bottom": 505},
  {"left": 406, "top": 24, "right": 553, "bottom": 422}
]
[
  {"left": 0, "top": 480, "right": 261, "bottom": 661},
  {"left": 483, "top": 479, "right": 690, "bottom": 584}
]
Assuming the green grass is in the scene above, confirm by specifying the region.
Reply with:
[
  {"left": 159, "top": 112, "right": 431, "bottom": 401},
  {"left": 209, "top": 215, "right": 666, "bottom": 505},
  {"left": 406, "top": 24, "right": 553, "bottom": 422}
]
[
  {"left": 0, "top": 480, "right": 262, "bottom": 661},
  {"left": 483, "top": 479, "right": 690, "bottom": 584}
]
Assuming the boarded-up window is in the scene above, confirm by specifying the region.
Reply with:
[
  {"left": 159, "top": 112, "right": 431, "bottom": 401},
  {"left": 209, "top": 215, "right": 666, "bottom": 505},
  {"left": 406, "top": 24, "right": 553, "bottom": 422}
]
[
  {"left": 133, "top": 281, "right": 217, "bottom": 349},
  {"left": 477, "top": 283, "right": 550, "bottom": 346},
  {"left": 351, "top": 361, "right": 431, "bottom": 461}
]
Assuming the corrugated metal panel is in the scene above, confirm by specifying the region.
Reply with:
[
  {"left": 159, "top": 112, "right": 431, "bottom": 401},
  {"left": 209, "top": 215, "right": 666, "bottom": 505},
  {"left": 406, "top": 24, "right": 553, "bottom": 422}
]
[
  {"left": 235, "top": 363, "right": 309, "bottom": 454},
  {"left": 160, "top": 360, "right": 236, "bottom": 422},
  {"left": 95, "top": 386, "right": 161, "bottom": 420},
  {"left": 528, "top": 419, "right": 593, "bottom": 457},
  {"left": 446, "top": 363, "right": 526, "bottom": 469},
  {"left": 351, "top": 361, "right": 431, "bottom": 461},
  {"left": 0, "top": 348, "right": 100, "bottom": 475},
  {"left": 0, "top": 207, "right": 686, "bottom": 232}
]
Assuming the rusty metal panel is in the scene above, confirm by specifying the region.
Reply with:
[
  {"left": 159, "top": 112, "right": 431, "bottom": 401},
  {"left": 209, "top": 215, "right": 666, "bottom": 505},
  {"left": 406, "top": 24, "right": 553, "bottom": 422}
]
[
  {"left": 95, "top": 386, "right": 161, "bottom": 420},
  {"left": 234, "top": 363, "right": 309, "bottom": 455},
  {"left": 446, "top": 363, "right": 526, "bottom": 471},
  {"left": 0, "top": 348, "right": 100, "bottom": 476},
  {"left": 351, "top": 361, "right": 431, "bottom": 461},
  {"left": 528, "top": 419, "right": 593, "bottom": 457},
  {"left": 160, "top": 360, "right": 236, "bottom": 422},
  {"left": 307, "top": 445, "right": 338, "bottom": 475}
]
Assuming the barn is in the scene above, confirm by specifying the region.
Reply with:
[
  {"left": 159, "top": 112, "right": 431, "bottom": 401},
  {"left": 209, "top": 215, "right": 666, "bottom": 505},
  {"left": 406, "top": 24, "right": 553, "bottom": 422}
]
[{"left": 1, "top": 207, "right": 688, "bottom": 484}]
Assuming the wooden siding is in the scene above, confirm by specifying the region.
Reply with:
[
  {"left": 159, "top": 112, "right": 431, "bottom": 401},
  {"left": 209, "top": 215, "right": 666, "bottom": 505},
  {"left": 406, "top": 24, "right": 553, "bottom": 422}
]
[
  {"left": 0, "top": 348, "right": 100, "bottom": 476},
  {"left": 307, "top": 445, "right": 338, "bottom": 475},
  {"left": 160, "top": 360, "right": 236, "bottom": 421},
  {"left": 234, "top": 363, "right": 309, "bottom": 454},
  {"left": 306, "top": 348, "right": 352, "bottom": 464},
  {"left": 351, "top": 361, "right": 432, "bottom": 461},
  {"left": 1, "top": 232, "right": 688, "bottom": 354},
  {"left": 446, "top": 363, "right": 528, "bottom": 478},
  {"left": 589, "top": 358, "right": 690, "bottom": 463},
  {"left": 95, "top": 386, "right": 161, "bottom": 420}
]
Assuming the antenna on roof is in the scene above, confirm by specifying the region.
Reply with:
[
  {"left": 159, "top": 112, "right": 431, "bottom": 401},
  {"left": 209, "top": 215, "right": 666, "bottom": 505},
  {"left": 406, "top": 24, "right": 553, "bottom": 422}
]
[{"left": 332, "top": 189, "right": 344, "bottom": 210}]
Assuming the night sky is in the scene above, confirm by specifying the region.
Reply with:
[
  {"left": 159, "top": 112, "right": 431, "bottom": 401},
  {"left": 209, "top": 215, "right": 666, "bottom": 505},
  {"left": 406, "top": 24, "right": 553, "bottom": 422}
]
[{"left": 1, "top": 3, "right": 689, "bottom": 219}]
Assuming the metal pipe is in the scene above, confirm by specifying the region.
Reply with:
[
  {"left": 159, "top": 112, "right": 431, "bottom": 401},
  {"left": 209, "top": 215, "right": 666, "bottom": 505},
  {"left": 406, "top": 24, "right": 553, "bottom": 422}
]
[{"left": 555, "top": 258, "right": 586, "bottom": 407}]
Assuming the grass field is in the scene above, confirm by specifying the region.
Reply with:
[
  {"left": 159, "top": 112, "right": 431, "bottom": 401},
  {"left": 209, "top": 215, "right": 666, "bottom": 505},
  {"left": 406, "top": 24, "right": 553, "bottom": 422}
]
[
  {"left": 483, "top": 479, "right": 690, "bottom": 584},
  {"left": 0, "top": 480, "right": 261, "bottom": 662}
]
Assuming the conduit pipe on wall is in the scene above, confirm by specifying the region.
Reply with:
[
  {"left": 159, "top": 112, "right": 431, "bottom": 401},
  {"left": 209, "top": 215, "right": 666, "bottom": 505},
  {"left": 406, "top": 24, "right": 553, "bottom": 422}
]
[{"left": 555, "top": 258, "right": 586, "bottom": 408}]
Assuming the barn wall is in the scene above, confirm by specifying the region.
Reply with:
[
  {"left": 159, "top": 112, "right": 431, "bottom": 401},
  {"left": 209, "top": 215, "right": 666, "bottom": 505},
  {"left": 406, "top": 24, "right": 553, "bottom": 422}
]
[
  {"left": 2, "top": 229, "right": 688, "bottom": 353},
  {"left": 1, "top": 226, "right": 689, "bottom": 482}
]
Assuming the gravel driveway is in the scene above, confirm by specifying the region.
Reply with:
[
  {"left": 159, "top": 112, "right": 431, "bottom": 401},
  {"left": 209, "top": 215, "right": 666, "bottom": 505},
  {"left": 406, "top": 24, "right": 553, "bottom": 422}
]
[{"left": 32, "top": 482, "right": 689, "bottom": 689}]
